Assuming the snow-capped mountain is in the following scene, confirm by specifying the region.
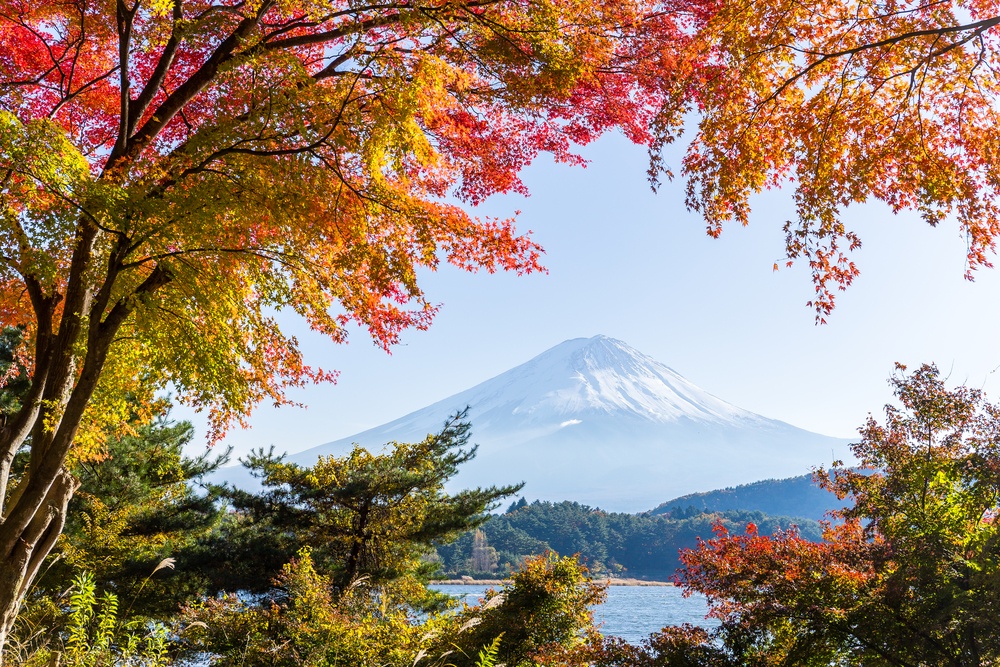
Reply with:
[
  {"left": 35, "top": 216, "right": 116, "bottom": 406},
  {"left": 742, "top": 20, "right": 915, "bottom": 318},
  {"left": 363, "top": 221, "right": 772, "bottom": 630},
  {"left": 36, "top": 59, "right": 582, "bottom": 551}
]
[{"left": 242, "top": 335, "right": 850, "bottom": 512}]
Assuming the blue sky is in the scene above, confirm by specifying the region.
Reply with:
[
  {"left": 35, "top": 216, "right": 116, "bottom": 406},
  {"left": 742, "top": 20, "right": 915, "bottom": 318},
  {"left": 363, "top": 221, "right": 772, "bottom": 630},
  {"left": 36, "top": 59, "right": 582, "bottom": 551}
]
[{"left": 180, "top": 131, "right": 1000, "bottom": 461}]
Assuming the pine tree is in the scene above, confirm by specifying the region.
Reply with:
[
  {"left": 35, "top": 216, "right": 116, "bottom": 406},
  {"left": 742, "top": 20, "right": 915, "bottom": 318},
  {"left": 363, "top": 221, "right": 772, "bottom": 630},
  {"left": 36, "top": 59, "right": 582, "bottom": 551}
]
[{"left": 199, "top": 410, "right": 520, "bottom": 608}]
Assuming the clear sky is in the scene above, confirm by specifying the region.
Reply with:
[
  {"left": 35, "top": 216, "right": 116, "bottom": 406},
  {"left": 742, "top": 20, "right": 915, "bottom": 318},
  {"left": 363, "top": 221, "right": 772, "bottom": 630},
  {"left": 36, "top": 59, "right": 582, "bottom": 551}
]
[{"left": 179, "top": 131, "right": 1000, "bottom": 462}]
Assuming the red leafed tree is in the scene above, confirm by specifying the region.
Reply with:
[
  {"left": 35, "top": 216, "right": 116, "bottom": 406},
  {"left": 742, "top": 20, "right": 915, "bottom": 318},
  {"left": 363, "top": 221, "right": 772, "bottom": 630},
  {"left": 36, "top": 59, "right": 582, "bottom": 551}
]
[
  {"left": 671, "top": 364, "right": 1000, "bottom": 666},
  {"left": 0, "top": 0, "right": 711, "bottom": 652},
  {"left": 654, "top": 0, "right": 1000, "bottom": 320}
]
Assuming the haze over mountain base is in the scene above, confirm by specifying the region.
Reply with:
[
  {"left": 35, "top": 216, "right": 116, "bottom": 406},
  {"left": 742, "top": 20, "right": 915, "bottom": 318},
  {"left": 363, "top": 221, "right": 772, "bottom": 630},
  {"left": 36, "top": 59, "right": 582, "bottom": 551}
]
[{"left": 215, "top": 336, "right": 851, "bottom": 512}]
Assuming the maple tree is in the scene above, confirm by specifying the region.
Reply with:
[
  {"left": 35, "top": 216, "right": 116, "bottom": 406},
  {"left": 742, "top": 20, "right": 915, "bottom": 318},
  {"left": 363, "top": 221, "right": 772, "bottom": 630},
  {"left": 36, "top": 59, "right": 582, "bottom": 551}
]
[
  {"left": 0, "top": 0, "right": 711, "bottom": 653},
  {"left": 659, "top": 0, "right": 1000, "bottom": 320},
  {"left": 664, "top": 364, "right": 1000, "bottom": 666}
]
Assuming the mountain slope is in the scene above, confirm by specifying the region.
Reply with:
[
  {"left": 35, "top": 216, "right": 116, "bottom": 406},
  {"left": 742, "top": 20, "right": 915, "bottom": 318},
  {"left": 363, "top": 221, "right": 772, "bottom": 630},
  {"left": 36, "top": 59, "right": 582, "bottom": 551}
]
[
  {"left": 648, "top": 473, "right": 845, "bottom": 521},
  {"left": 249, "top": 335, "right": 852, "bottom": 512}
]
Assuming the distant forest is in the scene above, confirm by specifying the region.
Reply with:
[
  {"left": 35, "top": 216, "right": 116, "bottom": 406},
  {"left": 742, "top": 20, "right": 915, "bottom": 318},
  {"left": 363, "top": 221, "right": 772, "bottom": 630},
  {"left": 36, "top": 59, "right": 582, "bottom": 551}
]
[
  {"left": 433, "top": 499, "right": 824, "bottom": 580},
  {"left": 648, "top": 473, "right": 845, "bottom": 521}
]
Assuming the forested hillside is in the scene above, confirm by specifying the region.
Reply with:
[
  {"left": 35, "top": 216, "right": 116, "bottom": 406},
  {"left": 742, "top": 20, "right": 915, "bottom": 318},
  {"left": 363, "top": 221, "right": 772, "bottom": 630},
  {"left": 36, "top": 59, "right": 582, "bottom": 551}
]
[
  {"left": 434, "top": 500, "right": 823, "bottom": 580},
  {"left": 648, "top": 474, "right": 845, "bottom": 521}
]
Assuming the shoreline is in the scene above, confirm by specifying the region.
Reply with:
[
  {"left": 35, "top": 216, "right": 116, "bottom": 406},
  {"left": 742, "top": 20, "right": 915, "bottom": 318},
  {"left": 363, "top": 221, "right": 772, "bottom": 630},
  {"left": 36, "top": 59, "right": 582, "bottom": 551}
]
[{"left": 430, "top": 577, "right": 674, "bottom": 587}]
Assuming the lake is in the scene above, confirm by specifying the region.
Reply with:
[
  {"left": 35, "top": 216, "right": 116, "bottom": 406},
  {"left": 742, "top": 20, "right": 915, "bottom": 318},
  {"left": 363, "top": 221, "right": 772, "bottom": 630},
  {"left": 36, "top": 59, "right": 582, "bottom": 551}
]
[{"left": 430, "top": 584, "right": 716, "bottom": 644}]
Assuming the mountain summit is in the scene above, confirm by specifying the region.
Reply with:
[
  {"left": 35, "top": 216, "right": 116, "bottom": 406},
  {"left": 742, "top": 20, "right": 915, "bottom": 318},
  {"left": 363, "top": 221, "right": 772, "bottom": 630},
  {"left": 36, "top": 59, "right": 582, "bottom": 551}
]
[
  {"left": 275, "top": 336, "right": 851, "bottom": 512},
  {"left": 467, "top": 335, "right": 759, "bottom": 425}
]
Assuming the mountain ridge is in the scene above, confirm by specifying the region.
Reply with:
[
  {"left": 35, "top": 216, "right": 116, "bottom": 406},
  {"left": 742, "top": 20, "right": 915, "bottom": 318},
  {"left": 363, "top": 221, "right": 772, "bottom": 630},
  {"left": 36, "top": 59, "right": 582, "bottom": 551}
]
[
  {"left": 648, "top": 473, "right": 845, "bottom": 520},
  {"left": 259, "top": 335, "right": 853, "bottom": 512}
]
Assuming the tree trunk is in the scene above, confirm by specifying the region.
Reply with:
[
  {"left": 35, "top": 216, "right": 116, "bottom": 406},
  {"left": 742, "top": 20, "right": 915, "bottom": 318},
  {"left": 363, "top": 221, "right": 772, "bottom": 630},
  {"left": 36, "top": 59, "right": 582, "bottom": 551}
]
[
  {"left": 0, "top": 468, "right": 77, "bottom": 666},
  {"left": 0, "top": 213, "right": 171, "bottom": 657}
]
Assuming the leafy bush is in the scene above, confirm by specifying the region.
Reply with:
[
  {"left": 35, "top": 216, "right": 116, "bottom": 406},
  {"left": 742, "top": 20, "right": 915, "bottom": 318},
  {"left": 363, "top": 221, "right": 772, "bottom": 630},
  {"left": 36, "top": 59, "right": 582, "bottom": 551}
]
[
  {"left": 179, "top": 547, "right": 423, "bottom": 667},
  {"left": 664, "top": 364, "right": 1000, "bottom": 666},
  {"left": 6, "top": 571, "right": 169, "bottom": 667},
  {"left": 430, "top": 553, "right": 605, "bottom": 667}
]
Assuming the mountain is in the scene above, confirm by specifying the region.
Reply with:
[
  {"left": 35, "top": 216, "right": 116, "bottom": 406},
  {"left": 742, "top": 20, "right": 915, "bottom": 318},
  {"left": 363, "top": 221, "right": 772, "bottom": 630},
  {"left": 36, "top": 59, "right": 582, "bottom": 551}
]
[
  {"left": 648, "top": 473, "right": 845, "bottom": 521},
  {"left": 220, "top": 335, "right": 852, "bottom": 512}
]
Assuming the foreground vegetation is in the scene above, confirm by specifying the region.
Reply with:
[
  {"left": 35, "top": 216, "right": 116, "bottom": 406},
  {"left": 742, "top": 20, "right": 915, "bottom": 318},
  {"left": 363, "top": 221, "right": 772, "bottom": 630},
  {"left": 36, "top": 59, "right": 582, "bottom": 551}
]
[
  {"left": 659, "top": 363, "right": 1000, "bottom": 666},
  {"left": 4, "top": 407, "right": 639, "bottom": 667},
  {"left": 3, "top": 363, "right": 999, "bottom": 666}
]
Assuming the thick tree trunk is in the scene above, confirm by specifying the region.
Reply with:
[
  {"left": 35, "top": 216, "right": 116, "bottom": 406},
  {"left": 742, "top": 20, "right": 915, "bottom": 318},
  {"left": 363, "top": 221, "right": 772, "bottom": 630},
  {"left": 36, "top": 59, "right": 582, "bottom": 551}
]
[
  {"left": 0, "top": 244, "right": 171, "bottom": 661},
  {"left": 0, "top": 468, "right": 76, "bottom": 666},
  {"left": 0, "top": 344, "right": 93, "bottom": 665}
]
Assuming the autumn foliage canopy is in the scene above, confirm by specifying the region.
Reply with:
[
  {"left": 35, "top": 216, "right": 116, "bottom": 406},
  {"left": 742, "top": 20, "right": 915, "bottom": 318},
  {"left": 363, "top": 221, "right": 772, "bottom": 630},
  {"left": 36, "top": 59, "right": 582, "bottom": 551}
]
[
  {"left": 671, "top": 364, "right": 1000, "bottom": 665},
  {"left": 0, "top": 0, "right": 712, "bottom": 650},
  {"left": 0, "top": 0, "right": 708, "bottom": 442},
  {"left": 669, "top": 0, "right": 1000, "bottom": 318}
]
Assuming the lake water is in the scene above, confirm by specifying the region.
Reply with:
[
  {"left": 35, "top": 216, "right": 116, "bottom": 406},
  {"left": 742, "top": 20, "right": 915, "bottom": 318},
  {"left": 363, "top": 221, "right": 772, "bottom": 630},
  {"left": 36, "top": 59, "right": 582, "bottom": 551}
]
[{"left": 430, "top": 585, "right": 716, "bottom": 645}]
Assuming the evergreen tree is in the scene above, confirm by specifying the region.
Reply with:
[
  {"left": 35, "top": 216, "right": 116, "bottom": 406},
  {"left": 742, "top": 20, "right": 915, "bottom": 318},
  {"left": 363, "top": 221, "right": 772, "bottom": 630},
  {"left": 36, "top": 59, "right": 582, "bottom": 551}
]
[
  {"left": 0, "top": 327, "right": 30, "bottom": 423},
  {"left": 201, "top": 410, "right": 521, "bottom": 609},
  {"left": 20, "top": 411, "right": 230, "bottom": 622}
]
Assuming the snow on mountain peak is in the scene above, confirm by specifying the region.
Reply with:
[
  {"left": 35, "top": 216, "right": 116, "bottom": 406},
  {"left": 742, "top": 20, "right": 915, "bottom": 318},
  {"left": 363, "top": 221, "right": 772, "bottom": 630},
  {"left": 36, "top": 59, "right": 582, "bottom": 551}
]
[{"left": 485, "top": 335, "right": 755, "bottom": 425}]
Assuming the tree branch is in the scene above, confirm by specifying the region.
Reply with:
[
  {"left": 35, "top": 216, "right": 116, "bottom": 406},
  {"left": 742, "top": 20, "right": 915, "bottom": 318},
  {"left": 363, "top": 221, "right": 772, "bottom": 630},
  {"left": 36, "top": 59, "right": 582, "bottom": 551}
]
[
  {"left": 113, "top": 0, "right": 139, "bottom": 157},
  {"left": 128, "top": 0, "right": 184, "bottom": 135},
  {"left": 15, "top": 469, "right": 76, "bottom": 601},
  {"left": 763, "top": 15, "right": 1000, "bottom": 106},
  {"left": 117, "top": 0, "right": 275, "bottom": 168}
]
